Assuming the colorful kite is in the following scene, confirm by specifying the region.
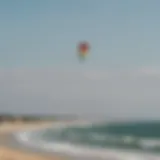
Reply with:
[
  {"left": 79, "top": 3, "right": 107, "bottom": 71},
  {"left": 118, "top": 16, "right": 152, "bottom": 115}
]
[{"left": 77, "top": 42, "right": 90, "bottom": 61}]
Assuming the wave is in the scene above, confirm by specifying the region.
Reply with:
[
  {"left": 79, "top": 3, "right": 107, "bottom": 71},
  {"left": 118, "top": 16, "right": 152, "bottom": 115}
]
[{"left": 14, "top": 121, "right": 160, "bottom": 160}]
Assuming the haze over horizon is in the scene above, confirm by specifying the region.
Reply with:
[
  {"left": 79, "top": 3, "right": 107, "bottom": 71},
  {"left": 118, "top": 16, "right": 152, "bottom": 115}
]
[{"left": 0, "top": 1, "right": 160, "bottom": 120}]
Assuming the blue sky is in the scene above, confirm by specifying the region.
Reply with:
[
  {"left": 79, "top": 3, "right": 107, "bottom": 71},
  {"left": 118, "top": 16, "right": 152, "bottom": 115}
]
[
  {"left": 0, "top": 1, "right": 160, "bottom": 119},
  {"left": 1, "top": 0, "right": 160, "bottom": 69}
]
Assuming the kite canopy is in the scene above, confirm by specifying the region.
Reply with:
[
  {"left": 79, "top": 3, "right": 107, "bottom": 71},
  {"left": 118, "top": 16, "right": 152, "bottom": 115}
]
[{"left": 77, "top": 42, "right": 90, "bottom": 61}]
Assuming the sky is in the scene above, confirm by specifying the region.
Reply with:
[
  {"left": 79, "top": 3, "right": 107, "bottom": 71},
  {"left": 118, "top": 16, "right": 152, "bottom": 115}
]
[{"left": 0, "top": 0, "right": 160, "bottom": 120}]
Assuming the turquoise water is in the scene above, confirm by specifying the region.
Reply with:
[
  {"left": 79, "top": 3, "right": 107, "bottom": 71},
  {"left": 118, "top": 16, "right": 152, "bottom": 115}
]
[{"left": 40, "top": 121, "right": 160, "bottom": 154}]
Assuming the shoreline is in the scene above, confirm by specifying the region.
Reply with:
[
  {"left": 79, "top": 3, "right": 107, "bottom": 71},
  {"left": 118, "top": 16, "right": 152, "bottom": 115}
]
[
  {"left": 1, "top": 121, "right": 160, "bottom": 160},
  {"left": 0, "top": 121, "right": 67, "bottom": 160}
]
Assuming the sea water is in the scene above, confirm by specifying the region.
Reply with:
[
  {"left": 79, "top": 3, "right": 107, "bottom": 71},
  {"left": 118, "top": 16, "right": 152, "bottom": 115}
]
[{"left": 16, "top": 121, "right": 160, "bottom": 159}]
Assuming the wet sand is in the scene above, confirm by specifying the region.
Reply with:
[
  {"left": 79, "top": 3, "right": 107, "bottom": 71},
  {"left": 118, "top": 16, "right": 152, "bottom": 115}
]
[{"left": 0, "top": 122, "right": 66, "bottom": 160}]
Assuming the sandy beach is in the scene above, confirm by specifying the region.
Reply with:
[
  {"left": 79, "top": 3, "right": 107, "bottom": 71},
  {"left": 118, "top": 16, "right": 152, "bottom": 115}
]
[{"left": 0, "top": 122, "right": 65, "bottom": 160}]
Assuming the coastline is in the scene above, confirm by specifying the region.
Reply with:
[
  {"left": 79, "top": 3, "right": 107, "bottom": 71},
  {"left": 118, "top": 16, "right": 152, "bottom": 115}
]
[
  {"left": 0, "top": 121, "right": 160, "bottom": 160},
  {"left": 0, "top": 121, "right": 67, "bottom": 160}
]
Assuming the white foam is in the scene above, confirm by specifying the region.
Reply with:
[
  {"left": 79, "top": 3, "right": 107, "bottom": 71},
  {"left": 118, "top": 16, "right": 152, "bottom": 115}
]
[{"left": 14, "top": 122, "right": 160, "bottom": 160}]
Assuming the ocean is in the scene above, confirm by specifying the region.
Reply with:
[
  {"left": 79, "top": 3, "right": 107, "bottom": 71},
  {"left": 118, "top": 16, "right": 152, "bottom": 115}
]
[{"left": 16, "top": 121, "right": 160, "bottom": 160}]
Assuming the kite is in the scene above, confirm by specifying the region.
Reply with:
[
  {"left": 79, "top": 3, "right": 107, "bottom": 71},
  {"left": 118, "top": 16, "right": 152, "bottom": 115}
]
[{"left": 77, "top": 42, "right": 90, "bottom": 61}]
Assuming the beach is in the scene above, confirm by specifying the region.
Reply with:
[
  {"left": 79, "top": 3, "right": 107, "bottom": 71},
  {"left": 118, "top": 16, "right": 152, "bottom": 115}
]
[
  {"left": 0, "top": 122, "right": 65, "bottom": 160},
  {"left": 0, "top": 120, "right": 160, "bottom": 160}
]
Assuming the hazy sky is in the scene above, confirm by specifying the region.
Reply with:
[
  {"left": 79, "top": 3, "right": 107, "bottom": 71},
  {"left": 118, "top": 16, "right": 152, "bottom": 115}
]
[{"left": 0, "top": 0, "right": 160, "bottom": 120}]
